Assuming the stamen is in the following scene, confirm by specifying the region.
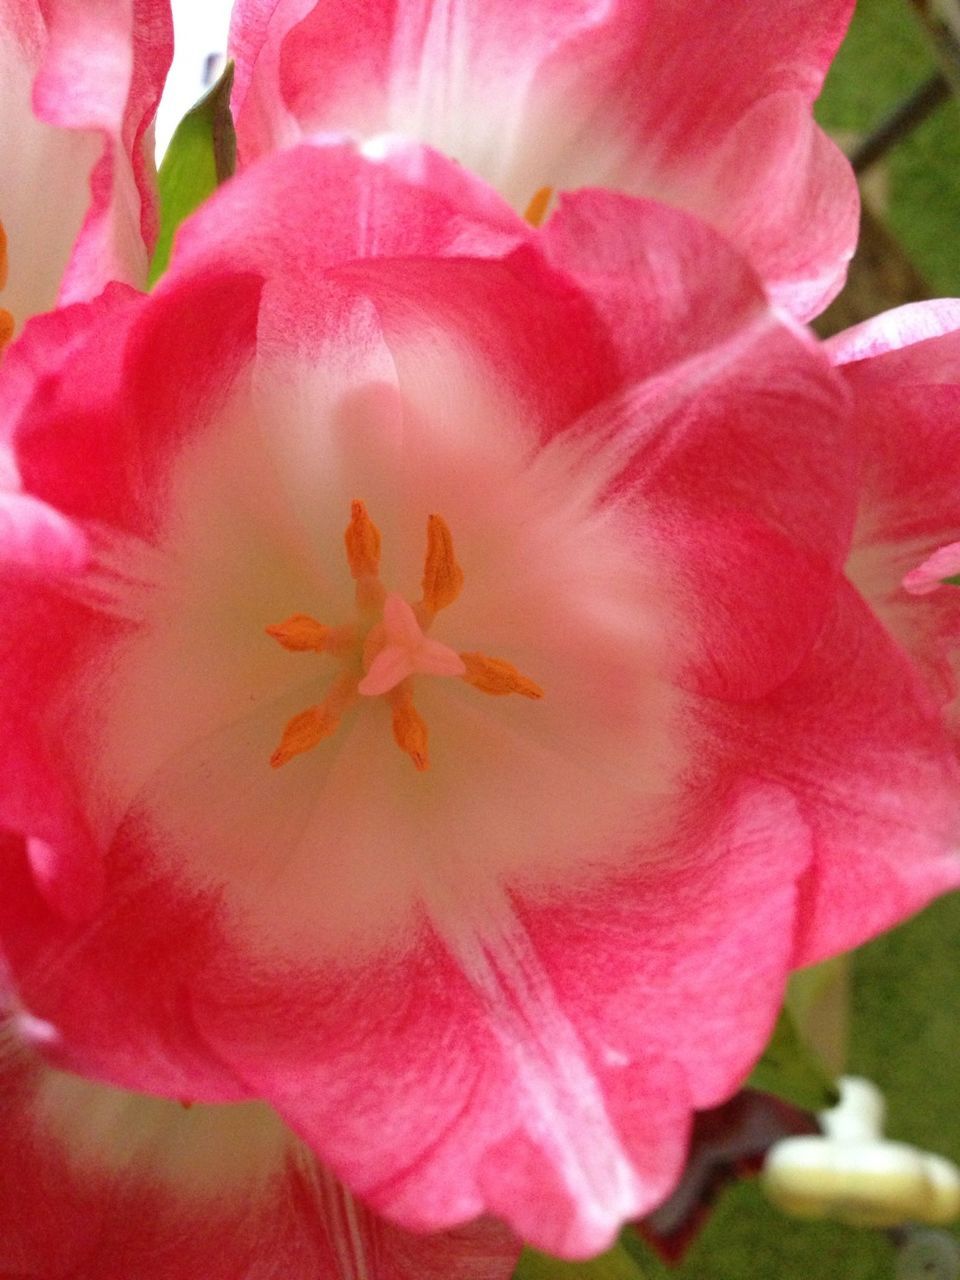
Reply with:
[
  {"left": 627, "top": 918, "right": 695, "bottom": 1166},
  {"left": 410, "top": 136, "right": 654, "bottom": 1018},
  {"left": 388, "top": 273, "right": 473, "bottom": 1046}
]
[
  {"left": 270, "top": 674, "right": 357, "bottom": 768},
  {"left": 270, "top": 706, "right": 339, "bottom": 768},
  {"left": 390, "top": 685, "right": 430, "bottom": 772},
  {"left": 267, "top": 503, "right": 541, "bottom": 771},
  {"left": 421, "top": 514, "right": 464, "bottom": 615},
  {"left": 523, "top": 186, "right": 554, "bottom": 228},
  {"left": 344, "top": 500, "right": 381, "bottom": 579},
  {"left": 266, "top": 614, "right": 333, "bottom": 653},
  {"left": 460, "top": 652, "right": 544, "bottom": 699}
]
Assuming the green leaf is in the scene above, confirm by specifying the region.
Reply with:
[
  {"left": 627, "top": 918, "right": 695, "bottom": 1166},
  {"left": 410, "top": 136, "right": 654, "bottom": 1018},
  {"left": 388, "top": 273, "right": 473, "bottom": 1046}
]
[
  {"left": 513, "top": 1240, "right": 648, "bottom": 1280},
  {"left": 942, "top": 574, "right": 960, "bottom": 587},
  {"left": 148, "top": 61, "right": 236, "bottom": 287},
  {"left": 748, "top": 1006, "right": 840, "bottom": 1112}
]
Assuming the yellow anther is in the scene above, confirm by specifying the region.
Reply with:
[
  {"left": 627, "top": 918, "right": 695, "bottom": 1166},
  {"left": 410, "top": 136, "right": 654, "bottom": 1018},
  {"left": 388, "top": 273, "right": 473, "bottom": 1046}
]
[
  {"left": 523, "top": 186, "right": 554, "bottom": 228},
  {"left": 421, "top": 513, "right": 464, "bottom": 615},
  {"left": 391, "top": 685, "right": 430, "bottom": 771},
  {"left": 460, "top": 652, "right": 544, "bottom": 699},
  {"left": 270, "top": 705, "right": 341, "bottom": 768},
  {"left": 266, "top": 613, "right": 332, "bottom": 653},
  {"left": 268, "top": 503, "right": 542, "bottom": 771},
  {"left": 344, "top": 499, "right": 381, "bottom": 579}
]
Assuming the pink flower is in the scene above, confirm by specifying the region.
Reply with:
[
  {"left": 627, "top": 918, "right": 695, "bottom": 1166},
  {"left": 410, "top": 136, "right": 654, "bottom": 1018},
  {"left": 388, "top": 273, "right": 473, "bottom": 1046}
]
[
  {"left": 228, "top": 0, "right": 859, "bottom": 320},
  {"left": 0, "top": 1000, "right": 518, "bottom": 1278},
  {"left": 0, "top": 141, "right": 954, "bottom": 1256},
  {"left": 831, "top": 302, "right": 960, "bottom": 833},
  {"left": 0, "top": 0, "right": 172, "bottom": 339},
  {"left": 0, "top": 0, "right": 171, "bottom": 575}
]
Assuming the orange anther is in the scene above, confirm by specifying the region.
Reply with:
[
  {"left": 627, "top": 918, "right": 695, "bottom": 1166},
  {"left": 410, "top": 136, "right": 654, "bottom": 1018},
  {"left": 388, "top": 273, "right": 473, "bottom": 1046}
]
[
  {"left": 391, "top": 686, "right": 430, "bottom": 771},
  {"left": 0, "top": 221, "right": 8, "bottom": 290},
  {"left": 344, "top": 499, "right": 381, "bottom": 579},
  {"left": 266, "top": 613, "right": 331, "bottom": 653},
  {"left": 0, "top": 309, "right": 12, "bottom": 350},
  {"left": 421, "top": 513, "right": 464, "bottom": 615},
  {"left": 270, "top": 704, "right": 340, "bottom": 768},
  {"left": 523, "top": 186, "right": 554, "bottom": 228},
  {"left": 460, "top": 652, "right": 543, "bottom": 699}
]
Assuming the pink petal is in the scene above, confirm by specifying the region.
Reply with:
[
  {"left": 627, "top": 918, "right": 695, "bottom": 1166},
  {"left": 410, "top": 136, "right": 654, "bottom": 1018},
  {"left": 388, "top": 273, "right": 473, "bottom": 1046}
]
[
  {"left": 0, "top": 0, "right": 172, "bottom": 327},
  {"left": 835, "top": 309, "right": 960, "bottom": 718},
  {"left": 827, "top": 298, "right": 960, "bottom": 375},
  {"left": 0, "top": 1007, "right": 520, "bottom": 1279},
  {"left": 230, "top": 0, "right": 857, "bottom": 317},
  {"left": 714, "top": 581, "right": 960, "bottom": 966}
]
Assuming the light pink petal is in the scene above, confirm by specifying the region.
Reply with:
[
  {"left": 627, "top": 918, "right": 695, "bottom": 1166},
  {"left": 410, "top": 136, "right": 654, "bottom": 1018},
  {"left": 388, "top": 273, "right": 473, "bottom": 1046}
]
[
  {"left": 903, "top": 542, "right": 960, "bottom": 596},
  {"left": 230, "top": 0, "right": 857, "bottom": 317},
  {"left": 0, "top": 0, "right": 171, "bottom": 330},
  {"left": 0, "top": 487, "right": 86, "bottom": 572},
  {"left": 827, "top": 298, "right": 960, "bottom": 374},
  {"left": 35, "top": 0, "right": 173, "bottom": 303},
  {"left": 0, "top": 1008, "right": 519, "bottom": 1279}
]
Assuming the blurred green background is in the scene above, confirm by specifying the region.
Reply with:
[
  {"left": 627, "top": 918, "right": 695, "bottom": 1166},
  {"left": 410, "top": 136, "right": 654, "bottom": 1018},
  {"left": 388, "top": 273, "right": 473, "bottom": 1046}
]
[
  {"left": 623, "top": 892, "right": 960, "bottom": 1278},
  {"left": 816, "top": 0, "right": 960, "bottom": 297}
]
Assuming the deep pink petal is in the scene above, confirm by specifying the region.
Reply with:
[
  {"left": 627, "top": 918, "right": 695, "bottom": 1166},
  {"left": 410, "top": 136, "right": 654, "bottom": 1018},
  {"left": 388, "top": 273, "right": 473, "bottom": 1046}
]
[{"left": 230, "top": 0, "right": 857, "bottom": 316}]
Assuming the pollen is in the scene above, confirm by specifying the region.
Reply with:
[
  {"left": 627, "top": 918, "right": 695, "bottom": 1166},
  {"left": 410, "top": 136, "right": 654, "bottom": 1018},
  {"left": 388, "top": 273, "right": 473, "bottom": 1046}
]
[{"left": 267, "top": 503, "right": 543, "bottom": 771}]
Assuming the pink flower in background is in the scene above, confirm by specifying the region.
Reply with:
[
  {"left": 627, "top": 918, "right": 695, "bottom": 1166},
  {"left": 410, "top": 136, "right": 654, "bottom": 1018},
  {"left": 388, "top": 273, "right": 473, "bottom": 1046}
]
[
  {"left": 0, "top": 1003, "right": 518, "bottom": 1278},
  {"left": 904, "top": 542, "right": 960, "bottom": 596},
  {"left": 0, "top": 0, "right": 171, "bottom": 575},
  {"left": 0, "top": 140, "right": 955, "bottom": 1256},
  {"left": 228, "top": 0, "right": 859, "bottom": 320},
  {"left": 0, "top": 0, "right": 172, "bottom": 339},
  {"left": 832, "top": 301, "right": 960, "bottom": 739}
]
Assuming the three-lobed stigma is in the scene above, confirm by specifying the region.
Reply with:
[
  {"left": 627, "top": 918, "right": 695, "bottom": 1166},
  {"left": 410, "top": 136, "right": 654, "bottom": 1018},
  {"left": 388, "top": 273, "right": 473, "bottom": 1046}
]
[{"left": 267, "top": 501, "right": 543, "bottom": 772}]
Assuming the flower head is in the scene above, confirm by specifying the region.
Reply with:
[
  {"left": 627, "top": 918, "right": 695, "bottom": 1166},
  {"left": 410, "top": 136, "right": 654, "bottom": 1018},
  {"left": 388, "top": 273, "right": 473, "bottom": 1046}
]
[
  {"left": 0, "top": 140, "right": 955, "bottom": 1256},
  {"left": 228, "top": 0, "right": 859, "bottom": 319}
]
